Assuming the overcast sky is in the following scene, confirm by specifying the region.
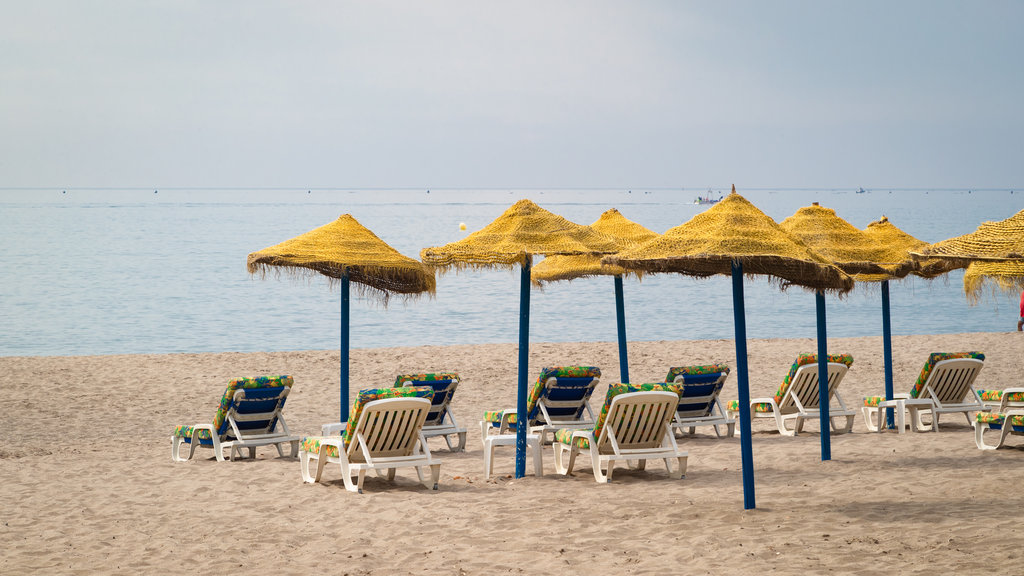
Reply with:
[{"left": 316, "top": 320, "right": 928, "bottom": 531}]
[{"left": 2, "top": 1, "right": 1021, "bottom": 190}]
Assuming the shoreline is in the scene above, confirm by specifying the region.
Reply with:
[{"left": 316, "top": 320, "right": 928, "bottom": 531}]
[{"left": 1, "top": 332, "right": 1021, "bottom": 573}]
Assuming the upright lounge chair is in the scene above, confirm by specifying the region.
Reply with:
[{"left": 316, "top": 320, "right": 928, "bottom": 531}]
[
  {"left": 300, "top": 386, "right": 441, "bottom": 493},
  {"left": 863, "top": 352, "right": 986, "bottom": 432},
  {"left": 394, "top": 372, "right": 466, "bottom": 452},
  {"left": 726, "top": 354, "right": 856, "bottom": 436},
  {"left": 480, "top": 366, "right": 601, "bottom": 444},
  {"left": 172, "top": 375, "right": 300, "bottom": 462},
  {"left": 552, "top": 383, "right": 687, "bottom": 483},
  {"left": 666, "top": 364, "right": 735, "bottom": 438},
  {"left": 975, "top": 388, "right": 1024, "bottom": 449}
]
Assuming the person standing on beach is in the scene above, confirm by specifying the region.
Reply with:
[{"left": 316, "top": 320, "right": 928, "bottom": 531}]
[{"left": 1019, "top": 289, "right": 1024, "bottom": 331}]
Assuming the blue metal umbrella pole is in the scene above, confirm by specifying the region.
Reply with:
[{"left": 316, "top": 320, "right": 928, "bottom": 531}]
[
  {"left": 815, "top": 290, "right": 831, "bottom": 461},
  {"left": 731, "top": 260, "right": 756, "bottom": 510},
  {"left": 614, "top": 275, "right": 629, "bottom": 384},
  {"left": 881, "top": 280, "right": 895, "bottom": 429},
  {"left": 515, "top": 255, "right": 532, "bottom": 479},
  {"left": 340, "top": 270, "right": 350, "bottom": 422}
]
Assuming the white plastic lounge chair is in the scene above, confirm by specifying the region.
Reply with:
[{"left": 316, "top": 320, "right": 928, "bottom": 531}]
[
  {"left": 666, "top": 364, "right": 735, "bottom": 438},
  {"left": 726, "top": 353, "right": 856, "bottom": 436},
  {"left": 394, "top": 372, "right": 467, "bottom": 452},
  {"left": 552, "top": 383, "right": 687, "bottom": 483},
  {"left": 864, "top": 352, "right": 986, "bottom": 432},
  {"left": 481, "top": 366, "right": 601, "bottom": 445},
  {"left": 975, "top": 387, "right": 1024, "bottom": 450},
  {"left": 300, "top": 386, "right": 441, "bottom": 493},
  {"left": 172, "top": 375, "right": 300, "bottom": 462}
]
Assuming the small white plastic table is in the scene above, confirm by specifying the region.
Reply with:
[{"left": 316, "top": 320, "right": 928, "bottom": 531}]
[
  {"left": 864, "top": 396, "right": 937, "bottom": 434},
  {"left": 483, "top": 433, "right": 543, "bottom": 479}
]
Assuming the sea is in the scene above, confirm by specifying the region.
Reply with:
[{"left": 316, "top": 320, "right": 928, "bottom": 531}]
[{"left": 1, "top": 188, "right": 1020, "bottom": 357}]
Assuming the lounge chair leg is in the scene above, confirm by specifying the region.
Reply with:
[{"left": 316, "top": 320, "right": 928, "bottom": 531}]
[
  {"left": 356, "top": 470, "right": 367, "bottom": 493},
  {"left": 479, "top": 421, "right": 490, "bottom": 446},
  {"left": 171, "top": 436, "right": 188, "bottom": 462},
  {"left": 675, "top": 455, "right": 688, "bottom": 479},
  {"left": 288, "top": 440, "right": 299, "bottom": 457},
  {"left": 454, "top": 431, "right": 467, "bottom": 452},
  {"left": 429, "top": 463, "right": 441, "bottom": 490},
  {"left": 725, "top": 422, "right": 736, "bottom": 437}
]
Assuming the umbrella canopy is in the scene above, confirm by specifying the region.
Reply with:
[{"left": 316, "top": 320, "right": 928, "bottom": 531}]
[
  {"left": 608, "top": 188, "right": 853, "bottom": 510},
  {"left": 421, "top": 199, "right": 618, "bottom": 270},
  {"left": 248, "top": 214, "right": 435, "bottom": 303},
  {"left": 778, "top": 203, "right": 916, "bottom": 281},
  {"left": 914, "top": 208, "right": 1024, "bottom": 263},
  {"left": 862, "top": 216, "right": 959, "bottom": 279},
  {"left": 532, "top": 208, "right": 658, "bottom": 283},
  {"left": 607, "top": 191, "right": 854, "bottom": 293},
  {"left": 531, "top": 208, "right": 659, "bottom": 384},
  {"left": 422, "top": 199, "right": 619, "bottom": 478},
  {"left": 248, "top": 214, "right": 435, "bottom": 420}
]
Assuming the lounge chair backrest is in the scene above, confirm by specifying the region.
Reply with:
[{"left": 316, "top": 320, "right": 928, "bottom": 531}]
[
  {"left": 592, "top": 383, "right": 677, "bottom": 442},
  {"left": 526, "top": 366, "right": 601, "bottom": 425},
  {"left": 212, "top": 375, "right": 294, "bottom": 439},
  {"left": 910, "top": 352, "right": 985, "bottom": 401},
  {"left": 594, "top": 385, "right": 677, "bottom": 454},
  {"left": 343, "top": 386, "right": 435, "bottom": 447},
  {"left": 346, "top": 396, "right": 433, "bottom": 462},
  {"left": 775, "top": 354, "right": 853, "bottom": 406},
  {"left": 394, "top": 372, "right": 460, "bottom": 427},
  {"left": 667, "top": 364, "right": 730, "bottom": 418},
  {"left": 784, "top": 362, "right": 849, "bottom": 410}
]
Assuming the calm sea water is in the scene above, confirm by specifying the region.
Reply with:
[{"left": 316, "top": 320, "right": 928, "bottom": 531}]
[{"left": 1, "top": 189, "right": 1020, "bottom": 357}]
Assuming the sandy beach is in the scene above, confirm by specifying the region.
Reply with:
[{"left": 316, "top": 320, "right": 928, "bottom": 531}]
[{"left": 2, "top": 331, "right": 1022, "bottom": 575}]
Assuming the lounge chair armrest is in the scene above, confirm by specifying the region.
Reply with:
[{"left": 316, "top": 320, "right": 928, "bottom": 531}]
[
  {"left": 499, "top": 409, "right": 517, "bottom": 427},
  {"left": 748, "top": 397, "right": 775, "bottom": 405},
  {"left": 892, "top": 393, "right": 912, "bottom": 400},
  {"left": 321, "top": 422, "right": 345, "bottom": 435}
]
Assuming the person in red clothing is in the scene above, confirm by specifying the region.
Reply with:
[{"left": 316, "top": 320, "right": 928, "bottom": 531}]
[{"left": 1019, "top": 289, "right": 1024, "bottom": 331}]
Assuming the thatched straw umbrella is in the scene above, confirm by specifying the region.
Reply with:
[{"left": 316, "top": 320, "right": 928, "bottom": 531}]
[
  {"left": 607, "top": 188, "right": 853, "bottom": 510},
  {"left": 421, "top": 199, "right": 618, "bottom": 478},
  {"left": 248, "top": 214, "right": 435, "bottom": 420},
  {"left": 779, "top": 204, "right": 918, "bottom": 433},
  {"left": 913, "top": 208, "right": 1024, "bottom": 302},
  {"left": 531, "top": 208, "right": 658, "bottom": 384}
]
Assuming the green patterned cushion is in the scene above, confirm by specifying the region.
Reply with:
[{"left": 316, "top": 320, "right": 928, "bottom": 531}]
[
  {"left": 300, "top": 436, "right": 341, "bottom": 459},
  {"left": 976, "top": 412, "right": 1024, "bottom": 428},
  {"left": 977, "top": 389, "right": 1024, "bottom": 404},
  {"left": 173, "top": 375, "right": 294, "bottom": 442},
  {"left": 394, "top": 372, "right": 460, "bottom": 386},
  {"left": 725, "top": 399, "right": 772, "bottom": 412},
  {"left": 909, "top": 352, "right": 984, "bottom": 399},
  {"left": 863, "top": 396, "right": 886, "bottom": 408},
  {"left": 483, "top": 410, "right": 513, "bottom": 424},
  {"left": 665, "top": 363, "right": 730, "bottom": 382}
]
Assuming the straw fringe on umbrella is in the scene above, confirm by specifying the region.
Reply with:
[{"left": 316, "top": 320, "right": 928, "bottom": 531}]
[
  {"left": 531, "top": 208, "right": 659, "bottom": 383},
  {"left": 912, "top": 208, "right": 1024, "bottom": 302},
  {"left": 422, "top": 199, "right": 619, "bottom": 478},
  {"left": 248, "top": 214, "right": 435, "bottom": 419},
  {"left": 607, "top": 187, "right": 853, "bottom": 510}
]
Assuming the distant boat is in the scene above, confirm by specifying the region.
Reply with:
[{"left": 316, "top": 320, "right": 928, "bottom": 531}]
[
  {"left": 694, "top": 189, "right": 722, "bottom": 205},
  {"left": 856, "top": 187, "right": 866, "bottom": 194}
]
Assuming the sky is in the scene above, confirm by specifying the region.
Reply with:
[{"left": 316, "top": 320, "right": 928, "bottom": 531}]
[{"left": 2, "top": 1, "right": 1021, "bottom": 191}]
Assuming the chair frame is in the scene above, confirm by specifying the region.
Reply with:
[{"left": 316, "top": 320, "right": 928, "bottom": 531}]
[
  {"left": 553, "top": 390, "right": 687, "bottom": 483},
  {"left": 974, "top": 387, "right": 1024, "bottom": 450},
  {"left": 732, "top": 362, "right": 856, "bottom": 436},
  {"left": 908, "top": 358, "right": 987, "bottom": 429},
  {"left": 172, "top": 385, "right": 299, "bottom": 462},
  {"left": 481, "top": 373, "right": 600, "bottom": 445},
  {"left": 396, "top": 374, "right": 467, "bottom": 452},
  {"left": 669, "top": 371, "right": 735, "bottom": 438},
  {"left": 300, "top": 397, "right": 441, "bottom": 493}
]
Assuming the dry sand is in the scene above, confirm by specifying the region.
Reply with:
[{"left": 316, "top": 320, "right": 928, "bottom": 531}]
[{"left": 2, "top": 332, "right": 1022, "bottom": 575}]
